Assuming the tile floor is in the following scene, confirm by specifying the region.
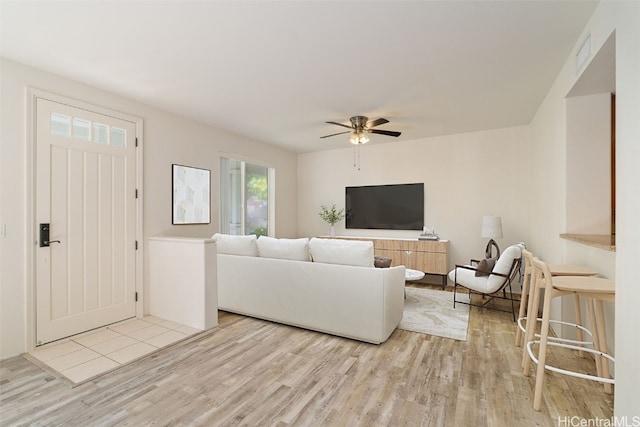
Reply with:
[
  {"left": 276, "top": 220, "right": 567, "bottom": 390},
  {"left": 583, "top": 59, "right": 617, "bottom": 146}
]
[{"left": 28, "top": 316, "right": 202, "bottom": 385}]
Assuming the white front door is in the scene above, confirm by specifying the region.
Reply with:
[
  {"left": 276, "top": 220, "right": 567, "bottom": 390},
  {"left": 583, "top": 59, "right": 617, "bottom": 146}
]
[{"left": 35, "top": 97, "right": 138, "bottom": 345}]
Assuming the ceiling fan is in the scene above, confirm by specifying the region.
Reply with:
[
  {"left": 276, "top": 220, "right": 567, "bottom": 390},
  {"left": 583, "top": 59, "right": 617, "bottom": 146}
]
[{"left": 320, "top": 116, "right": 401, "bottom": 145}]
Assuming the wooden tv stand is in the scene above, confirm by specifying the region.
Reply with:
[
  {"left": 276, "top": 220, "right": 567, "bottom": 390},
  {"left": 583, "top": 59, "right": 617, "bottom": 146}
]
[{"left": 329, "top": 236, "right": 450, "bottom": 289}]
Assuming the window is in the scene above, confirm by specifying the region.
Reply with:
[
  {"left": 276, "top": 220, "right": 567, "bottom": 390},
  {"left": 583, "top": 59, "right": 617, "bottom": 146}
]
[
  {"left": 49, "top": 112, "right": 127, "bottom": 148},
  {"left": 220, "top": 157, "right": 274, "bottom": 236}
]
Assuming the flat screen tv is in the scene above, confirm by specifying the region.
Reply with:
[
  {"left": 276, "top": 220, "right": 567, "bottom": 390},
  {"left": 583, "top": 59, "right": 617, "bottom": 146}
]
[{"left": 345, "top": 183, "right": 424, "bottom": 230}]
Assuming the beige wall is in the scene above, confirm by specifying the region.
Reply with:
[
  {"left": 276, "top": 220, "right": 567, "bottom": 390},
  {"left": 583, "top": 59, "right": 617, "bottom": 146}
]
[
  {"left": 590, "top": 1, "right": 640, "bottom": 417},
  {"left": 566, "top": 93, "right": 612, "bottom": 234},
  {"left": 601, "top": 1, "right": 639, "bottom": 418},
  {"left": 297, "top": 125, "right": 532, "bottom": 276},
  {"left": 528, "top": 1, "right": 639, "bottom": 417},
  {"left": 0, "top": 58, "right": 298, "bottom": 358}
]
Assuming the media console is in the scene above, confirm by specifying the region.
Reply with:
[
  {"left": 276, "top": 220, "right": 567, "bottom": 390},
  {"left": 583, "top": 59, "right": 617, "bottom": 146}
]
[{"left": 328, "top": 236, "right": 450, "bottom": 289}]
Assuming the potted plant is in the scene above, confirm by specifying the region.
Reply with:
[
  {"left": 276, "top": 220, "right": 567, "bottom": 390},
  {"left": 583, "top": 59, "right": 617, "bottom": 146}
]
[{"left": 319, "top": 204, "right": 345, "bottom": 236}]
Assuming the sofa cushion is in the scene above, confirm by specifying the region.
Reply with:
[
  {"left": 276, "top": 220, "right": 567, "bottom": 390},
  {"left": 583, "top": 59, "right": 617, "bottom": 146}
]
[
  {"left": 212, "top": 233, "right": 258, "bottom": 256},
  {"left": 309, "top": 238, "right": 374, "bottom": 267},
  {"left": 257, "top": 236, "right": 310, "bottom": 261}
]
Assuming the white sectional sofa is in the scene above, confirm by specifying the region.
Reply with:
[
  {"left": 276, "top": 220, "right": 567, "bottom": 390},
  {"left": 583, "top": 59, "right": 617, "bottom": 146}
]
[{"left": 215, "top": 235, "right": 406, "bottom": 344}]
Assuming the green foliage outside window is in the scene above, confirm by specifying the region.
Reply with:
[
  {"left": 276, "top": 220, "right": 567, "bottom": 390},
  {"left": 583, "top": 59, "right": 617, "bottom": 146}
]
[{"left": 247, "top": 174, "right": 268, "bottom": 200}]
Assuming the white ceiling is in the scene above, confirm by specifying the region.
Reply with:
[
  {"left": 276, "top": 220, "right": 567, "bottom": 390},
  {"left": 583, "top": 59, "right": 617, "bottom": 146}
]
[{"left": 1, "top": 0, "right": 598, "bottom": 153}]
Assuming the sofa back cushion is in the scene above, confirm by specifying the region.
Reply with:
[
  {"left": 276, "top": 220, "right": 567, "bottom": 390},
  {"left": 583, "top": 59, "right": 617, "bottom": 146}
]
[
  {"left": 309, "top": 238, "right": 374, "bottom": 267},
  {"left": 212, "top": 233, "right": 258, "bottom": 256},
  {"left": 257, "top": 236, "right": 310, "bottom": 261}
]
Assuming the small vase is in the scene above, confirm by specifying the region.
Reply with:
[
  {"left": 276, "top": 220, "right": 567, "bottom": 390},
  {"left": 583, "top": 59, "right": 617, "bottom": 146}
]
[{"left": 330, "top": 225, "right": 335, "bottom": 237}]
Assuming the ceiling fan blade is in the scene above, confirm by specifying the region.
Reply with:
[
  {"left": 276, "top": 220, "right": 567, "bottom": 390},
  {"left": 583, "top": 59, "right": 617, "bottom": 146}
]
[
  {"left": 370, "top": 129, "right": 401, "bottom": 137},
  {"left": 368, "top": 118, "right": 389, "bottom": 128},
  {"left": 326, "top": 121, "right": 353, "bottom": 130},
  {"left": 320, "top": 130, "right": 352, "bottom": 138}
]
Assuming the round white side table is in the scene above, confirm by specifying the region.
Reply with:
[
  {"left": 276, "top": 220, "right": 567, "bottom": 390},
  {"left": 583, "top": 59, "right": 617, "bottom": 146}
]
[{"left": 405, "top": 268, "right": 425, "bottom": 281}]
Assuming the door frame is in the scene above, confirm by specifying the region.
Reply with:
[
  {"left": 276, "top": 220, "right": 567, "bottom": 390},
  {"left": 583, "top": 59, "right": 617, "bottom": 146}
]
[{"left": 25, "top": 87, "right": 144, "bottom": 351}]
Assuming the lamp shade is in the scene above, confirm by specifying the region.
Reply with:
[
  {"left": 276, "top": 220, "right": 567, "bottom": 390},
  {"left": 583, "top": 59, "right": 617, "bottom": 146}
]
[{"left": 481, "top": 215, "right": 503, "bottom": 239}]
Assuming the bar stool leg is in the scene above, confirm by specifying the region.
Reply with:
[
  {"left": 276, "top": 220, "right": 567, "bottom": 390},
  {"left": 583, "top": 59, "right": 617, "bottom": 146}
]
[
  {"left": 594, "top": 299, "right": 613, "bottom": 394},
  {"left": 586, "top": 297, "right": 603, "bottom": 380},
  {"left": 515, "top": 267, "right": 531, "bottom": 347},
  {"left": 533, "top": 285, "right": 556, "bottom": 411},
  {"left": 522, "top": 271, "right": 542, "bottom": 374},
  {"left": 572, "top": 294, "right": 586, "bottom": 357}
]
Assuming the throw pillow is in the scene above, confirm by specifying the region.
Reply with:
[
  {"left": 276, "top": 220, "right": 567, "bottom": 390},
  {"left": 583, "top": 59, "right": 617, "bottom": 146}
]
[
  {"left": 475, "top": 257, "right": 497, "bottom": 277},
  {"left": 212, "top": 233, "right": 258, "bottom": 256},
  {"left": 374, "top": 256, "right": 392, "bottom": 268},
  {"left": 308, "top": 238, "right": 374, "bottom": 267},
  {"left": 256, "top": 236, "right": 310, "bottom": 261}
]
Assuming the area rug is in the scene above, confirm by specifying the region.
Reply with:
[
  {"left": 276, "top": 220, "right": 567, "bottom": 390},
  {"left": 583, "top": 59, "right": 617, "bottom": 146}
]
[{"left": 399, "top": 287, "right": 469, "bottom": 341}]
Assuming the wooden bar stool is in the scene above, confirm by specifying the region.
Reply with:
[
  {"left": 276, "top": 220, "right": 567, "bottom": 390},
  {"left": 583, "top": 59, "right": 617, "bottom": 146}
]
[
  {"left": 516, "top": 250, "right": 598, "bottom": 362},
  {"left": 523, "top": 258, "right": 614, "bottom": 411},
  {"left": 521, "top": 256, "right": 606, "bottom": 375}
]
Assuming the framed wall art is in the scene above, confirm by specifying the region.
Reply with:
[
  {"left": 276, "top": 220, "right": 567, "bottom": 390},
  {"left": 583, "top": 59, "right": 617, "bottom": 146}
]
[{"left": 172, "top": 164, "right": 211, "bottom": 224}]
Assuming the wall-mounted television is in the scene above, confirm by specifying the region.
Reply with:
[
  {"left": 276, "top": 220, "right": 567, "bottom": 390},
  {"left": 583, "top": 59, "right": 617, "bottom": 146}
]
[{"left": 345, "top": 183, "right": 424, "bottom": 230}]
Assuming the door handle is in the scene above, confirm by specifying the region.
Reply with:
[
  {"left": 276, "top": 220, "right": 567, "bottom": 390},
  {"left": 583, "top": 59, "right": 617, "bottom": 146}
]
[{"left": 39, "top": 223, "right": 61, "bottom": 247}]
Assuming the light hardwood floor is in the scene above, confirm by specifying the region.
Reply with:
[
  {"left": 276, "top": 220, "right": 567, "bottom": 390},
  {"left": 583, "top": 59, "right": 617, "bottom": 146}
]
[{"left": 0, "top": 284, "right": 614, "bottom": 426}]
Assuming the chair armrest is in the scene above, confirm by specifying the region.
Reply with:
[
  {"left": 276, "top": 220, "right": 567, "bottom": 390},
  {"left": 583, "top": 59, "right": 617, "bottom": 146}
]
[{"left": 454, "top": 264, "right": 509, "bottom": 278}]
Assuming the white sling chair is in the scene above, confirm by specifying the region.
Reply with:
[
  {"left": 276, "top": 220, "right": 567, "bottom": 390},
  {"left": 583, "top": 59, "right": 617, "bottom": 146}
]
[{"left": 449, "top": 243, "right": 524, "bottom": 321}]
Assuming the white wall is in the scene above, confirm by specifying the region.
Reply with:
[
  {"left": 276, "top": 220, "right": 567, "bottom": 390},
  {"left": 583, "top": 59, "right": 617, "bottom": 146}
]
[
  {"left": 528, "top": 1, "right": 640, "bottom": 418},
  {"left": 0, "top": 58, "right": 298, "bottom": 359},
  {"left": 609, "top": 1, "right": 640, "bottom": 419},
  {"left": 297, "top": 125, "right": 531, "bottom": 277},
  {"left": 566, "top": 93, "right": 612, "bottom": 234}
]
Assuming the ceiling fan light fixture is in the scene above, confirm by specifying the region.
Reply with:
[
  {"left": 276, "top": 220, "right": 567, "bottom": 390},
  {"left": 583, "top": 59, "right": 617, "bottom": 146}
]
[
  {"left": 350, "top": 131, "right": 369, "bottom": 145},
  {"left": 322, "top": 115, "right": 399, "bottom": 144}
]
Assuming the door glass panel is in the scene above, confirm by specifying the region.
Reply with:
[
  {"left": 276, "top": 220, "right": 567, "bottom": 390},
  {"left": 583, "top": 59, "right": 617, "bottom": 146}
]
[
  {"left": 220, "top": 157, "right": 271, "bottom": 236},
  {"left": 72, "top": 118, "right": 91, "bottom": 141},
  {"left": 245, "top": 164, "right": 268, "bottom": 236},
  {"left": 50, "top": 113, "right": 70, "bottom": 137},
  {"left": 110, "top": 127, "right": 126, "bottom": 147},
  {"left": 93, "top": 123, "right": 109, "bottom": 144}
]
